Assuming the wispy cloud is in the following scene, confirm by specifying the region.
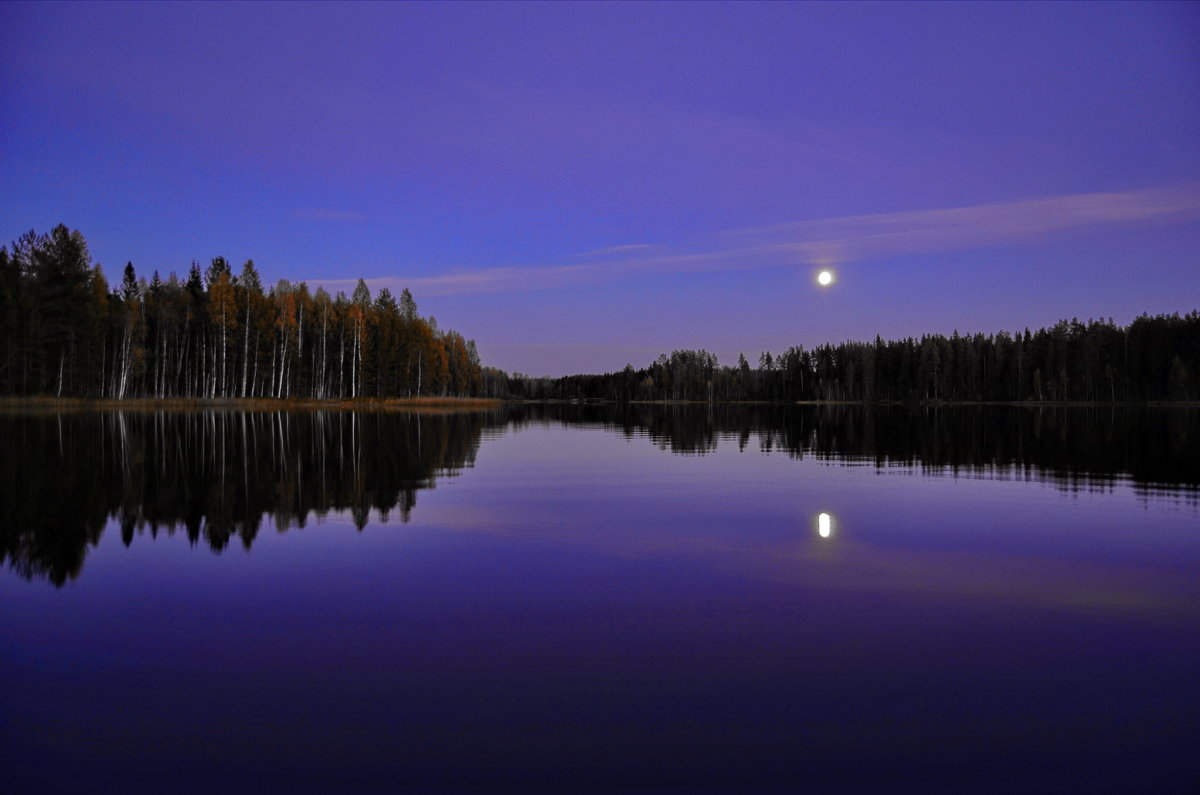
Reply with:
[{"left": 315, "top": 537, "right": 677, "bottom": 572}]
[
  {"left": 293, "top": 208, "right": 365, "bottom": 222},
  {"left": 309, "top": 184, "right": 1200, "bottom": 297},
  {"left": 733, "top": 183, "right": 1200, "bottom": 265},
  {"left": 311, "top": 264, "right": 592, "bottom": 299},
  {"left": 573, "top": 243, "right": 659, "bottom": 258}
]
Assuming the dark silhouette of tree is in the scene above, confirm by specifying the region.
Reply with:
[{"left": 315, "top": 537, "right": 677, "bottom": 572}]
[{"left": 497, "top": 315, "right": 1199, "bottom": 403}]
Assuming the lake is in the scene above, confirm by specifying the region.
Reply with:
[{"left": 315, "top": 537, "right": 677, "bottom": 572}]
[{"left": 2, "top": 405, "right": 1198, "bottom": 793}]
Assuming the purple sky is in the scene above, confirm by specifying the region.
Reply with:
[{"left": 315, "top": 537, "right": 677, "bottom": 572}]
[{"left": 2, "top": 2, "right": 1198, "bottom": 376}]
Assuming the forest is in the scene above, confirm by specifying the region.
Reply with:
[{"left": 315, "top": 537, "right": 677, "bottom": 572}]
[
  {"left": 1, "top": 224, "right": 1196, "bottom": 403},
  {"left": 505, "top": 313, "right": 1200, "bottom": 403},
  {"left": 0, "top": 225, "right": 484, "bottom": 399}
]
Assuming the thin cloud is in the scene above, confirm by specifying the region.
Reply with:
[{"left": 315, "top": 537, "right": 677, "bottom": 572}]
[
  {"left": 735, "top": 183, "right": 1200, "bottom": 264},
  {"left": 310, "top": 264, "right": 592, "bottom": 298},
  {"left": 293, "top": 208, "right": 365, "bottom": 222},
  {"left": 574, "top": 243, "right": 658, "bottom": 258},
  {"left": 310, "top": 183, "right": 1200, "bottom": 297}
]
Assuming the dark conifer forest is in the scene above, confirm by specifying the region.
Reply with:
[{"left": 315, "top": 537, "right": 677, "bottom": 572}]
[
  {"left": 1, "top": 225, "right": 1196, "bottom": 402},
  {"left": 505, "top": 316, "right": 1200, "bottom": 403}
]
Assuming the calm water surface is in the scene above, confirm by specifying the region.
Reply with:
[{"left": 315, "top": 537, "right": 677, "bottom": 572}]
[{"left": 2, "top": 405, "right": 1198, "bottom": 793}]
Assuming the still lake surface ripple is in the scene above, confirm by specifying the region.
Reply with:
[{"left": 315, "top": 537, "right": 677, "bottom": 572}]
[{"left": 2, "top": 405, "right": 1198, "bottom": 793}]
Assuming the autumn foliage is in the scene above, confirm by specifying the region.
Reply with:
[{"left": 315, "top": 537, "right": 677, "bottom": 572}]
[{"left": 0, "top": 226, "right": 483, "bottom": 399}]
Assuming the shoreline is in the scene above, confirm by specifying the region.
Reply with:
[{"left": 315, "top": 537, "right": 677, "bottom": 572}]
[
  {"left": 1, "top": 396, "right": 1197, "bottom": 411},
  {"left": 0, "top": 396, "right": 504, "bottom": 412},
  {"left": 528, "top": 398, "right": 1200, "bottom": 408},
  {"left": 531, "top": 398, "right": 1200, "bottom": 407}
]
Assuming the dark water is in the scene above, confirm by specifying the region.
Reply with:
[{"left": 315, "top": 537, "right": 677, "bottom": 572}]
[{"left": 2, "top": 405, "right": 1198, "bottom": 793}]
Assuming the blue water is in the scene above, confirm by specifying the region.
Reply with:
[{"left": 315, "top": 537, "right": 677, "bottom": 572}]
[{"left": 2, "top": 408, "right": 1198, "bottom": 793}]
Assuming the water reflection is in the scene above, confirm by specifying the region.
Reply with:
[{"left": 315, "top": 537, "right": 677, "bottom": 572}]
[
  {"left": 2, "top": 404, "right": 1196, "bottom": 586},
  {"left": 5, "top": 405, "right": 1197, "bottom": 794},
  {"left": 0, "top": 410, "right": 490, "bottom": 585},
  {"left": 512, "top": 403, "right": 1200, "bottom": 497}
]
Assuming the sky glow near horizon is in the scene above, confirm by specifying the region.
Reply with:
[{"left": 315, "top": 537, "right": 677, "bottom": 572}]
[{"left": 2, "top": 2, "right": 1198, "bottom": 376}]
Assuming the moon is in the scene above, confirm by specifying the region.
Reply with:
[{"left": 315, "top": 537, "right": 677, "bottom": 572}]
[{"left": 817, "top": 270, "right": 834, "bottom": 286}]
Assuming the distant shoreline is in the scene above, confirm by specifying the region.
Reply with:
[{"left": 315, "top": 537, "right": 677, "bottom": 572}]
[
  {"left": 519, "top": 398, "right": 1200, "bottom": 408},
  {"left": 1, "top": 396, "right": 1197, "bottom": 411}
]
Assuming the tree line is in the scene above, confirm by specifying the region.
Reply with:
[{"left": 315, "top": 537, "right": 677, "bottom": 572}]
[
  {"left": 504, "top": 313, "right": 1199, "bottom": 403},
  {"left": 0, "top": 225, "right": 484, "bottom": 398},
  {"left": 3, "top": 225, "right": 1196, "bottom": 403}
]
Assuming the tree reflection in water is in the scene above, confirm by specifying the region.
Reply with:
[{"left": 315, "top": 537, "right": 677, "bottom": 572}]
[
  {"left": 0, "top": 410, "right": 491, "bottom": 585},
  {"left": 2, "top": 404, "right": 1196, "bottom": 586},
  {"left": 521, "top": 402, "right": 1200, "bottom": 494}
]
